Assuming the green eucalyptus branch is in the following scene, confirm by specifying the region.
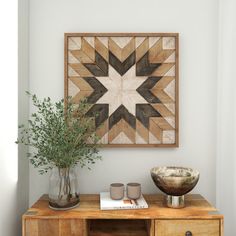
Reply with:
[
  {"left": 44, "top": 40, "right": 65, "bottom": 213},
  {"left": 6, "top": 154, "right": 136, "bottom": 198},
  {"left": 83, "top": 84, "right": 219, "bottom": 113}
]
[{"left": 16, "top": 92, "right": 101, "bottom": 174}]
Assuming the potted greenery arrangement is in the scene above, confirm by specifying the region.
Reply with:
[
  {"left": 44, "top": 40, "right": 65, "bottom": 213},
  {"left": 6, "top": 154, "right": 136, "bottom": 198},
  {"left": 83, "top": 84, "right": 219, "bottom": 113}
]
[{"left": 16, "top": 93, "right": 101, "bottom": 210}]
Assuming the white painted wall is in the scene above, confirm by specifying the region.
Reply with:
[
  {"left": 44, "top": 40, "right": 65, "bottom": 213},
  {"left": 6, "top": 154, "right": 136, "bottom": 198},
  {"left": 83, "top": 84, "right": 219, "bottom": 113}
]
[
  {"left": 18, "top": 0, "right": 30, "bottom": 234},
  {"left": 0, "top": 0, "right": 29, "bottom": 235},
  {"left": 216, "top": 0, "right": 236, "bottom": 235},
  {"left": 29, "top": 0, "right": 218, "bottom": 206}
]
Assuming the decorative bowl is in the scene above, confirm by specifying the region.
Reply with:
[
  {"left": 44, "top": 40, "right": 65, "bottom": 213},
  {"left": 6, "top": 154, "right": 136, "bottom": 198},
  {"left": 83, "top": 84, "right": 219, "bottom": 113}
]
[{"left": 150, "top": 166, "right": 200, "bottom": 208}]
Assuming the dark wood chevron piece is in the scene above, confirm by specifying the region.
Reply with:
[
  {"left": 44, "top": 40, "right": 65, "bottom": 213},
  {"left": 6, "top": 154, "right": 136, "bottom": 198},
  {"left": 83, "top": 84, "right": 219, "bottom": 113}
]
[
  {"left": 86, "top": 104, "right": 109, "bottom": 128},
  {"left": 136, "top": 53, "right": 161, "bottom": 76},
  {"left": 83, "top": 77, "right": 108, "bottom": 103},
  {"left": 137, "top": 76, "right": 162, "bottom": 103},
  {"left": 109, "top": 105, "right": 136, "bottom": 130},
  {"left": 109, "top": 51, "right": 135, "bottom": 76},
  {"left": 136, "top": 104, "right": 161, "bottom": 129},
  {"left": 84, "top": 51, "right": 108, "bottom": 76}
]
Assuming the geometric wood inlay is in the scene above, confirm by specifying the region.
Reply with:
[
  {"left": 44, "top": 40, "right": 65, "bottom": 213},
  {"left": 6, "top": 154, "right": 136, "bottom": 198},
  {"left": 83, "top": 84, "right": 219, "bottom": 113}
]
[{"left": 65, "top": 33, "right": 179, "bottom": 147}]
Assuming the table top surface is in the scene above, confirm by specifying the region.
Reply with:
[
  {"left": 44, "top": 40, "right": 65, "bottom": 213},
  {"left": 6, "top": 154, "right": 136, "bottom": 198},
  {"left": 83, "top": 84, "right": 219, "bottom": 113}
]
[{"left": 23, "top": 194, "right": 223, "bottom": 220}]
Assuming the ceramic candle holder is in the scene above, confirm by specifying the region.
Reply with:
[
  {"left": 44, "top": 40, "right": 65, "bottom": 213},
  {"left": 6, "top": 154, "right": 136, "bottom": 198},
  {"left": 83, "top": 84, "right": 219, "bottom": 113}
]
[
  {"left": 127, "top": 183, "right": 141, "bottom": 200},
  {"left": 110, "top": 183, "right": 124, "bottom": 200}
]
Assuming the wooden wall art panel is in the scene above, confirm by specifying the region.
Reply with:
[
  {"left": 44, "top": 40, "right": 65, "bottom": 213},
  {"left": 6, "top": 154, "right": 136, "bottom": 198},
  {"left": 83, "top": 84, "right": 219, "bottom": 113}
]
[{"left": 64, "top": 33, "right": 179, "bottom": 147}]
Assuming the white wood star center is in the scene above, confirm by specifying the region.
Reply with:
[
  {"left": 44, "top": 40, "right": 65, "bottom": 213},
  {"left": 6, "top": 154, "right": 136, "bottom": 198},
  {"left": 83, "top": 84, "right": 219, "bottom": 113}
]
[{"left": 96, "top": 65, "right": 148, "bottom": 115}]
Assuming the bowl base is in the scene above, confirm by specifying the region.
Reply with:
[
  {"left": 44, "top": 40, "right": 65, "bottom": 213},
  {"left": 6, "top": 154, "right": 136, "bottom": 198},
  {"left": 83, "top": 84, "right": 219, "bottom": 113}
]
[{"left": 166, "top": 195, "right": 185, "bottom": 208}]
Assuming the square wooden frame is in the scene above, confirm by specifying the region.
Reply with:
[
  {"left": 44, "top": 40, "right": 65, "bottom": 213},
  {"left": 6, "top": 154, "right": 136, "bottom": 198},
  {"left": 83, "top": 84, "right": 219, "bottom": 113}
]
[{"left": 64, "top": 33, "right": 179, "bottom": 147}]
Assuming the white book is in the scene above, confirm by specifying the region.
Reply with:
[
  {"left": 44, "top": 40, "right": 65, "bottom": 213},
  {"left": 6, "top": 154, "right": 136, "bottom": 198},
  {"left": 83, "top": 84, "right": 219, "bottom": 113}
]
[{"left": 100, "top": 192, "right": 148, "bottom": 210}]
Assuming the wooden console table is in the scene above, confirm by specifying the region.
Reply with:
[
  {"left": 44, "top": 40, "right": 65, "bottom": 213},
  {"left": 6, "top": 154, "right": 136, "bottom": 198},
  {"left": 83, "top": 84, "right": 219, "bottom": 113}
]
[{"left": 23, "top": 194, "right": 223, "bottom": 236}]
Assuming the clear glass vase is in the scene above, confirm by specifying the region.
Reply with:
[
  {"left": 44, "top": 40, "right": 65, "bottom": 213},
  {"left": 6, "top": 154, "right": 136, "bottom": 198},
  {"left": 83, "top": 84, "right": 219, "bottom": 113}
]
[{"left": 48, "top": 167, "right": 80, "bottom": 210}]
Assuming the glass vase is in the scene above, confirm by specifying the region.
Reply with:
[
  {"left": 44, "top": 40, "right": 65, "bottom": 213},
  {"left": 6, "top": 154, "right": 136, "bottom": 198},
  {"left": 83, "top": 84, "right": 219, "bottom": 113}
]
[{"left": 48, "top": 166, "right": 80, "bottom": 210}]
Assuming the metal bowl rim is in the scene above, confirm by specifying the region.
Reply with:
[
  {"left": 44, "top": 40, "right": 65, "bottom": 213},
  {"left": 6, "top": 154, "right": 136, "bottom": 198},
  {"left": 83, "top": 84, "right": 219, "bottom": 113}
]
[{"left": 150, "top": 166, "right": 200, "bottom": 178}]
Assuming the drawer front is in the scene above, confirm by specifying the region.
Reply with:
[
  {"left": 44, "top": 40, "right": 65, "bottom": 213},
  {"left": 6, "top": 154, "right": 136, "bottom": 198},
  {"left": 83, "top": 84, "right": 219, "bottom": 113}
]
[
  {"left": 24, "top": 219, "right": 87, "bottom": 236},
  {"left": 155, "top": 220, "right": 220, "bottom": 236}
]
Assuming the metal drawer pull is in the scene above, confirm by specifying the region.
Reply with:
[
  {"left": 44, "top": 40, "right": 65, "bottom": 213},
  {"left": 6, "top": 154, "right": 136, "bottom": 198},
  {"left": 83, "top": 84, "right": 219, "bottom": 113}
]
[{"left": 185, "top": 231, "right": 192, "bottom": 236}]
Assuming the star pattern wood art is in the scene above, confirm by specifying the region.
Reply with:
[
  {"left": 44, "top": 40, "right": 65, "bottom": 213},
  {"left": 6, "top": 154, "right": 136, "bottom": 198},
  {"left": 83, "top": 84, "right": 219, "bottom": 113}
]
[{"left": 64, "top": 33, "right": 179, "bottom": 147}]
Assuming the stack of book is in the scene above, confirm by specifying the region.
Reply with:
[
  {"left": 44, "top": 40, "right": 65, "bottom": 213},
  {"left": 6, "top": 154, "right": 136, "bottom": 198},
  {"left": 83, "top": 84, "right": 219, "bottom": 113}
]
[{"left": 100, "top": 192, "right": 148, "bottom": 210}]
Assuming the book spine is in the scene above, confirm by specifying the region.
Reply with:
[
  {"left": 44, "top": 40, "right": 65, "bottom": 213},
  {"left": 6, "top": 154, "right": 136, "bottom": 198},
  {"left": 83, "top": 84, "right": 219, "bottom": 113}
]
[{"left": 101, "top": 206, "right": 148, "bottom": 210}]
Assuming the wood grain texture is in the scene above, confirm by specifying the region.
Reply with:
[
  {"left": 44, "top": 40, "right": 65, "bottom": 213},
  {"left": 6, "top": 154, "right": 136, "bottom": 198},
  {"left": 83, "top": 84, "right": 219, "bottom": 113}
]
[
  {"left": 64, "top": 33, "right": 179, "bottom": 148},
  {"left": 25, "top": 219, "right": 38, "bottom": 236},
  {"left": 23, "top": 194, "right": 223, "bottom": 220},
  {"left": 136, "top": 37, "right": 149, "bottom": 62},
  {"left": 65, "top": 33, "right": 179, "bottom": 37},
  {"left": 23, "top": 194, "right": 223, "bottom": 236},
  {"left": 69, "top": 63, "right": 92, "bottom": 77},
  {"left": 146, "top": 219, "right": 155, "bottom": 236},
  {"left": 109, "top": 119, "right": 135, "bottom": 144},
  {"left": 136, "top": 119, "right": 149, "bottom": 143},
  {"left": 38, "top": 219, "right": 59, "bottom": 236},
  {"left": 81, "top": 37, "right": 95, "bottom": 61},
  {"left": 89, "top": 219, "right": 149, "bottom": 236},
  {"left": 149, "top": 118, "right": 162, "bottom": 141},
  {"left": 220, "top": 219, "right": 224, "bottom": 236},
  {"left": 95, "top": 37, "right": 108, "bottom": 61},
  {"left": 24, "top": 219, "right": 87, "bottom": 236},
  {"left": 155, "top": 219, "right": 220, "bottom": 236},
  {"left": 151, "top": 63, "right": 175, "bottom": 76}
]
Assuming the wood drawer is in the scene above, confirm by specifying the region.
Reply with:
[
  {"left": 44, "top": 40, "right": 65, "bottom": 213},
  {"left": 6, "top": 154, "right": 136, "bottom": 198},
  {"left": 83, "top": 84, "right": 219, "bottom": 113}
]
[
  {"left": 24, "top": 219, "right": 87, "bottom": 236},
  {"left": 155, "top": 220, "right": 220, "bottom": 236}
]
